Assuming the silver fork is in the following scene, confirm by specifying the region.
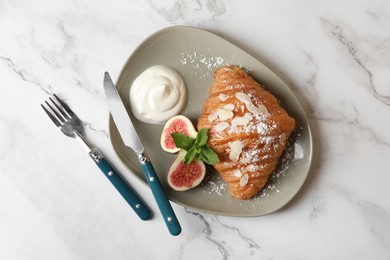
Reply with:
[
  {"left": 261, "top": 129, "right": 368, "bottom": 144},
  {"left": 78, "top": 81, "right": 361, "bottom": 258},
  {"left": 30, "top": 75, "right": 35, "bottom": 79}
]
[{"left": 41, "top": 94, "right": 151, "bottom": 220}]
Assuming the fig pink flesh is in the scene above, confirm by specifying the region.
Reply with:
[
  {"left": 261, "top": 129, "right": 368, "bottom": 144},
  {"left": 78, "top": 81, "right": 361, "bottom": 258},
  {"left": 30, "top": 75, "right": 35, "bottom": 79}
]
[
  {"left": 169, "top": 160, "right": 203, "bottom": 188},
  {"left": 163, "top": 119, "right": 190, "bottom": 149}
]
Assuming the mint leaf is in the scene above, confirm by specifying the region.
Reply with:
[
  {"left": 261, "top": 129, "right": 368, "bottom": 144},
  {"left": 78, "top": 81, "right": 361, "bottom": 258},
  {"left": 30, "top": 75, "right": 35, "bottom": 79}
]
[
  {"left": 201, "top": 145, "right": 220, "bottom": 165},
  {"left": 170, "top": 128, "right": 219, "bottom": 165},
  {"left": 184, "top": 147, "right": 198, "bottom": 164},
  {"left": 171, "top": 133, "right": 195, "bottom": 151},
  {"left": 195, "top": 128, "right": 208, "bottom": 147},
  {"left": 195, "top": 152, "right": 206, "bottom": 161}
]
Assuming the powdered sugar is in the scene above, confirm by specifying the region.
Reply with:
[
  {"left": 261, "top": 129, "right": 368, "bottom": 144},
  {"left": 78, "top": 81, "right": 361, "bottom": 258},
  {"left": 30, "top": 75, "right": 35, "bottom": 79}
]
[
  {"left": 180, "top": 51, "right": 226, "bottom": 79},
  {"left": 256, "top": 138, "right": 295, "bottom": 199},
  {"left": 240, "top": 152, "right": 253, "bottom": 164},
  {"left": 203, "top": 180, "right": 226, "bottom": 196},
  {"left": 201, "top": 135, "right": 300, "bottom": 201}
]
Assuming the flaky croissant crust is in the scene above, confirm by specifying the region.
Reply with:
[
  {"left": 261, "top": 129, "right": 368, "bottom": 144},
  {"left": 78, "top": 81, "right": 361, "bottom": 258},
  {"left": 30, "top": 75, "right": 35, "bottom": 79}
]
[{"left": 197, "top": 66, "right": 295, "bottom": 200}]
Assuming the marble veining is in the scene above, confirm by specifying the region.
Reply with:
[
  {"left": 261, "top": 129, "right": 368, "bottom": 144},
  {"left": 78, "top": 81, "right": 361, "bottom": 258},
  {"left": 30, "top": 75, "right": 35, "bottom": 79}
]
[
  {"left": 184, "top": 210, "right": 230, "bottom": 259},
  {"left": 150, "top": 0, "right": 227, "bottom": 24},
  {"left": 183, "top": 209, "right": 261, "bottom": 259},
  {"left": 0, "top": 0, "right": 389, "bottom": 259},
  {"left": 321, "top": 17, "right": 390, "bottom": 106},
  {"left": 0, "top": 56, "right": 47, "bottom": 92},
  {"left": 330, "top": 183, "right": 390, "bottom": 251}
]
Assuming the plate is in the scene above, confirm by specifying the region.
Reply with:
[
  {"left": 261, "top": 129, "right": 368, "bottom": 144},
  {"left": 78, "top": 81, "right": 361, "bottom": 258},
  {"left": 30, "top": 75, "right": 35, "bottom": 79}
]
[{"left": 109, "top": 26, "right": 313, "bottom": 217}]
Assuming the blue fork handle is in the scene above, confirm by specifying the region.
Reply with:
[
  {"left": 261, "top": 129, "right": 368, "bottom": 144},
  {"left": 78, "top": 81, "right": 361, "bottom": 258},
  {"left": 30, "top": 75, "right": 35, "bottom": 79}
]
[
  {"left": 140, "top": 159, "right": 181, "bottom": 236},
  {"left": 94, "top": 157, "right": 151, "bottom": 221}
]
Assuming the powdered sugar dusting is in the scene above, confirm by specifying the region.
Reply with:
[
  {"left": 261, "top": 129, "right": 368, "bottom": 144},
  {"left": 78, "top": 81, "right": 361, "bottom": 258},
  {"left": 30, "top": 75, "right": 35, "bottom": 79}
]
[
  {"left": 180, "top": 51, "right": 226, "bottom": 80},
  {"left": 203, "top": 180, "right": 227, "bottom": 196},
  {"left": 202, "top": 134, "right": 300, "bottom": 202},
  {"left": 256, "top": 139, "right": 295, "bottom": 199}
]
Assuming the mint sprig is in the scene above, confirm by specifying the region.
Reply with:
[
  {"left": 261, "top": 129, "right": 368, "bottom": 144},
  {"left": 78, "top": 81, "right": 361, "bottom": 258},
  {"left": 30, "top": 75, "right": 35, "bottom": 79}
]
[
  {"left": 171, "top": 128, "right": 219, "bottom": 165},
  {"left": 200, "top": 145, "right": 219, "bottom": 165},
  {"left": 170, "top": 133, "right": 195, "bottom": 151}
]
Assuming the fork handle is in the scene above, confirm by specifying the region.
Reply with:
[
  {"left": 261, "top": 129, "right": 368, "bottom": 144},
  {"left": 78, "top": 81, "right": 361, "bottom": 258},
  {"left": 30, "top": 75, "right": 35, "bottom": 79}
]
[{"left": 93, "top": 156, "right": 151, "bottom": 221}]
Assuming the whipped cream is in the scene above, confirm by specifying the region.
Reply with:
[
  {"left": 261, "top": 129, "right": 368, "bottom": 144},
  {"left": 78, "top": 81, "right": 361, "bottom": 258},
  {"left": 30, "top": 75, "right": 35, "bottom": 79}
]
[{"left": 130, "top": 65, "right": 187, "bottom": 124}]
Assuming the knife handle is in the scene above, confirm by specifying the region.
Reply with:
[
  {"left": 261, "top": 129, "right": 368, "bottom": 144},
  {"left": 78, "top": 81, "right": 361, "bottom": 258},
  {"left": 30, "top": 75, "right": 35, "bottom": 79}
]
[
  {"left": 93, "top": 155, "right": 151, "bottom": 221},
  {"left": 140, "top": 158, "right": 181, "bottom": 236}
]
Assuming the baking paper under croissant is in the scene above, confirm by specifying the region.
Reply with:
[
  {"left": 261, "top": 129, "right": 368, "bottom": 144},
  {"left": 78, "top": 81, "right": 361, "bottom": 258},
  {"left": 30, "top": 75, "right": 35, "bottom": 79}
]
[{"left": 197, "top": 66, "right": 295, "bottom": 200}]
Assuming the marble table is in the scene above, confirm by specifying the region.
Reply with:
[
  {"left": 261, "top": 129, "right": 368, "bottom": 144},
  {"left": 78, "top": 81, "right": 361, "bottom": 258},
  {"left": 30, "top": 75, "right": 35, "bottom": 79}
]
[{"left": 1, "top": 0, "right": 389, "bottom": 259}]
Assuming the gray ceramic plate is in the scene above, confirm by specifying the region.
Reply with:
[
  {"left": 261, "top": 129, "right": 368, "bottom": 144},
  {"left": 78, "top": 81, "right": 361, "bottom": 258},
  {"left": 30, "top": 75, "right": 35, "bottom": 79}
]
[{"left": 109, "top": 26, "right": 313, "bottom": 217}]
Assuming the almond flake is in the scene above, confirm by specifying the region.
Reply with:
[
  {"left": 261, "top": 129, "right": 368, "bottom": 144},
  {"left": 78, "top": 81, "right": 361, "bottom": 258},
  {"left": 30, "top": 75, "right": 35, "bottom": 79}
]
[
  {"left": 244, "top": 113, "right": 253, "bottom": 120},
  {"left": 228, "top": 140, "right": 243, "bottom": 162},
  {"left": 232, "top": 169, "right": 242, "bottom": 178},
  {"left": 239, "top": 174, "right": 249, "bottom": 187},
  {"left": 279, "top": 133, "right": 287, "bottom": 144},
  {"left": 208, "top": 111, "right": 218, "bottom": 122},
  {"left": 231, "top": 116, "right": 250, "bottom": 126},
  {"left": 223, "top": 103, "right": 235, "bottom": 111},
  {"left": 235, "top": 92, "right": 251, "bottom": 104},
  {"left": 247, "top": 102, "right": 269, "bottom": 116},
  {"left": 215, "top": 122, "right": 229, "bottom": 131},
  {"left": 217, "top": 109, "right": 233, "bottom": 121},
  {"left": 218, "top": 93, "right": 228, "bottom": 102},
  {"left": 235, "top": 92, "right": 269, "bottom": 117}
]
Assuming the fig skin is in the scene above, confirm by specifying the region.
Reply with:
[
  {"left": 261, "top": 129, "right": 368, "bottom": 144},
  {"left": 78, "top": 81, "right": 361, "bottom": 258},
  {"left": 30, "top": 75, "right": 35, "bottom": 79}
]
[
  {"left": 160, "top": 115, "right": 197, "bottom": 153},
  {"left": 167, "top": 150, "right": 206, "bottom": 191}
]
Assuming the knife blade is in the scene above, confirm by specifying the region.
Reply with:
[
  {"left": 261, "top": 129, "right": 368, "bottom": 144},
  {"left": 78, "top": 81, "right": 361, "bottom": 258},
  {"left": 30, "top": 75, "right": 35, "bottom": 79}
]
[{"left": 103, "top": 72, "right": 181, "bottom": 236}]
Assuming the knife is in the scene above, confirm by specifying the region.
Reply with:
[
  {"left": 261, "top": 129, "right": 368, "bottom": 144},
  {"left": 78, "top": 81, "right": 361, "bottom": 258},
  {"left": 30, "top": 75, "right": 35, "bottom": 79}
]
[{"left": 103, "top": 72, "right": 182, "bottom": 236}]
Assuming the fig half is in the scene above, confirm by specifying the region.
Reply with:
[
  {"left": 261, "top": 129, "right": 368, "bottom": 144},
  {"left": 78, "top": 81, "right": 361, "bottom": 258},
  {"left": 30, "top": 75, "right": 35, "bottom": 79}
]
[
  {"left": 160, "top": 115, "right": 197, "bottom": 153},
  {"left": 167, "top": 150, "right": 206, "bottom": 191}
]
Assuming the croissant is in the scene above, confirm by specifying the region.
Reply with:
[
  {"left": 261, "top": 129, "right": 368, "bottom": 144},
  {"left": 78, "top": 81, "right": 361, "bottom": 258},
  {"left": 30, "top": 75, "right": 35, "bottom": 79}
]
[{"left": 197, "top": 66, "right": 295, "bottom": 200}]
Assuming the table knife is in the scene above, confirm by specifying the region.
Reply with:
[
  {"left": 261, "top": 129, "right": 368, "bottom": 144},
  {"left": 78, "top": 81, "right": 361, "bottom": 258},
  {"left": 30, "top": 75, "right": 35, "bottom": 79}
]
[{"left": 103, "top": 72, "right": 182, "bottom": 236}]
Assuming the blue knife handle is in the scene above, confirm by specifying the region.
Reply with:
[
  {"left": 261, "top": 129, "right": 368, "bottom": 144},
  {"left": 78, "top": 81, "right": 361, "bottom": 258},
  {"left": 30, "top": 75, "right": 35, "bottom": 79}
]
[
  {"left": 140, "top": 159, "right": 181, "bottom": 236},
  {"left": 94, "top": 157, "right": 151, "bottom": 221}
]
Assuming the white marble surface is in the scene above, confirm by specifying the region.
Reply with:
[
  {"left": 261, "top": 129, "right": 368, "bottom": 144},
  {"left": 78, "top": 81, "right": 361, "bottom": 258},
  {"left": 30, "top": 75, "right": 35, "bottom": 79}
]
[{"left": 1, "top": 0, "right": 390, "bottom": 259}]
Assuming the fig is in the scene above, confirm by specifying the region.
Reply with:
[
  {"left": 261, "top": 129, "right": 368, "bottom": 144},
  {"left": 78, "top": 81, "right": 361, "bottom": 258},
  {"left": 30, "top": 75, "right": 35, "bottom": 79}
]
[
  {"left": 167, "top": 150, "right": 206, "bottom": 191},
  {"left": 160, "top": 115, "right": 197, "bottom": 153}
]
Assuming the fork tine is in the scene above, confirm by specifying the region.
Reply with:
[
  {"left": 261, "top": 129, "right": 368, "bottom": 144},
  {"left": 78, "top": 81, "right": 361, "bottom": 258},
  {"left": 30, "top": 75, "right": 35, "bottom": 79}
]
[
  {"left": 41, "top": 104, "right": 62, "bottom": 127},
  {"left": 53, "top": 94, "right": 75, "bottom": 117},
  {"left": 49, "top": 97, "right": 70, "bottom": 120},
  {"left": 45, "top": 100, "right": 65, "bottom": 124}
]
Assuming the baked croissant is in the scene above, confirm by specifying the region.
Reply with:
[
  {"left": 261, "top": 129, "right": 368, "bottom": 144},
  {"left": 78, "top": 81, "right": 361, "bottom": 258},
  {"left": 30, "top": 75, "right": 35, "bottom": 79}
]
[{"left": 197, "top": 66, "right": 295, "bottom": 200}]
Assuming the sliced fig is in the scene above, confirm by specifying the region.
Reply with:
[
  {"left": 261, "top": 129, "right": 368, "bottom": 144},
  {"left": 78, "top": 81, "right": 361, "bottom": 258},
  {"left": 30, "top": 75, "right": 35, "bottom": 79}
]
[
  {"left": 167, "top": 150, "right": 206, "bottom": 191},
  {"left": 160, "top": 115, "right": 197, "bottom": 153}
]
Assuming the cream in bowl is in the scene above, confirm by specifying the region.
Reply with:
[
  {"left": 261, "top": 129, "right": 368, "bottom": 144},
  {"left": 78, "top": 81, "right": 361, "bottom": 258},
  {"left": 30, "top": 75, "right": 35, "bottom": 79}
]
[{"left": 129, "top": 65, "right": 187, "bottom": 124}]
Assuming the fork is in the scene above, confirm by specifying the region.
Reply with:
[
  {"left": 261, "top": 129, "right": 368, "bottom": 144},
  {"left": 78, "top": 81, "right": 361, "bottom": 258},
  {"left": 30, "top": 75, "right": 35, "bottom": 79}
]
[{"left": 41, "top": 94, "right": 151, "bottom": 220}]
